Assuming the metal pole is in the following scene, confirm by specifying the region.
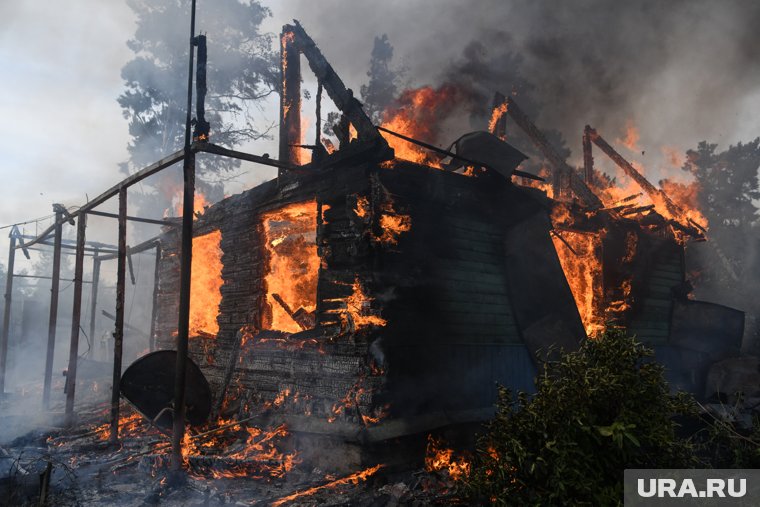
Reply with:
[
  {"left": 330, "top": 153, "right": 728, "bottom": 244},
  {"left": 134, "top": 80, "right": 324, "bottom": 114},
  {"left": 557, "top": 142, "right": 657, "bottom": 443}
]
[
  {"left": 110, "top": 188, "right": 127, "bottom": 444},
  {"left": 88, "top": 250, "right": 100, "bottom": 359},
  {"left": 149, "top": 243, "right": 162, "bottom": 352},
  {"left": 0, "top": 229, "right": 18, "bottom": 394},
  {"left": 171, "top": 0, "right": 197, "bottom": 474},
  {"left": 42, "top": 209, "right": 63, "bottom": 408},
  {"left": 64, "top": 214, "right": 87, "bottom": 426}
]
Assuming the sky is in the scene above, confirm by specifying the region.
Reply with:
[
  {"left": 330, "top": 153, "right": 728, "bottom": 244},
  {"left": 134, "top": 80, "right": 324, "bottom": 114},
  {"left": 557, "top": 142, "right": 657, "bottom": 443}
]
[{"left": 2, "top": 0, "right": 760, "bottom": 275}]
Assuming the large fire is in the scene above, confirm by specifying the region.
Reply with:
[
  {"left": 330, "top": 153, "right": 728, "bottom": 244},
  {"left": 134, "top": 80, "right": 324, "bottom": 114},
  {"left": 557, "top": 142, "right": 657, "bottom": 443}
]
[
  {"left": 190, "top": 230, "right": 223, "bottom": 337},
  {"left": 262, "top": 201, "right": 320, "bottom": 333},
  {"left": 379, "top": 85, "right": 462, "bottom": 167}
]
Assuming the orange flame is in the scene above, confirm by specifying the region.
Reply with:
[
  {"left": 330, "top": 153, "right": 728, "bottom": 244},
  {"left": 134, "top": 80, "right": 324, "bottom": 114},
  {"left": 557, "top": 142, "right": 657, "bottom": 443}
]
[
  {"left": 488, "top": 102, "right": 508, "bottom": 138},
  {"left": 550, "top": 205, "right": 605, "bottom": 336},
  {"left": 262, "top": 202, "right": 320, "bottom": 333},
  {"left": 270, "top": 465, "right": 384, "bottom": 507},
  {"left": 190, "top": 230, "right": 223, "bottom": 337},
  {"left": 379, "top": 85, "right": 461, "bottom": 167},
  {"left": 425, "top": 435, "right": 470, "bottom": 482}
]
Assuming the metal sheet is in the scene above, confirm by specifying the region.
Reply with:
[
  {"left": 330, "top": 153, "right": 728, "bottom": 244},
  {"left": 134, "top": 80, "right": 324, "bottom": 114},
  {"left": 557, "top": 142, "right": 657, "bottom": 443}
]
[{"left": 120, "top": 350, "right": 211, "bottom": 428}]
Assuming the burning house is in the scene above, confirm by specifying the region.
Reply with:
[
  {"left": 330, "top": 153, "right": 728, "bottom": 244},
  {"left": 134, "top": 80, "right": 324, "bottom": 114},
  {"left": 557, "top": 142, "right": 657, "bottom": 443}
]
[
  {"left": 142, "top": 21, "right": 743, "bottom": 461},
  {"left": 0, "top": 7, "right": 753, "bottom": 503}
]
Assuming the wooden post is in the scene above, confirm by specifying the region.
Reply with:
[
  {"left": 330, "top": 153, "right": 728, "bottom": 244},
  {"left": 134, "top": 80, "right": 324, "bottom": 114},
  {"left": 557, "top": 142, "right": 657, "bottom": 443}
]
[
  {"left": 0, "top": 228, "right": 18, "bottom": 394},
  {"left": 583, "top": 125, "right": 595, "bottom": 186},
  {"left": 172, "top": 0, "right": 196, "bottom": 475},
  {"left": 88, "top": 250, "right": 100, "bottom": 359},
  {"left": 42, "top": 209, "right": 63, "bottom": 408},
  {"left": 149, "top": 243, "right": 161, "bottom": 352},
  {"left": 109, "top": 188, "right": 128, "bottom": 443},
  {"left": 64, "top": 213, "right": 87, "bottom": 425},
  {"left": 279, "top": 25, "right": 301, "bottom": 171}
]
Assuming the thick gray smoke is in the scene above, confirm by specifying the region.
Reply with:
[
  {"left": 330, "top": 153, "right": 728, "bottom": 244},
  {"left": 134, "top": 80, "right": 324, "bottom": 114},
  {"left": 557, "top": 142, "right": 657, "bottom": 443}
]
[{"left": 268, "top": 0, "right": 760, "bottom": 175}]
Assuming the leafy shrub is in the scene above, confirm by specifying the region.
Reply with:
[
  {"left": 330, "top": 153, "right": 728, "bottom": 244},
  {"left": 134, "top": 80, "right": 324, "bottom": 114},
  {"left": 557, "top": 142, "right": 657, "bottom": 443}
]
[{"left": 461, "top": 329, "right": 698, "bottom": 505}]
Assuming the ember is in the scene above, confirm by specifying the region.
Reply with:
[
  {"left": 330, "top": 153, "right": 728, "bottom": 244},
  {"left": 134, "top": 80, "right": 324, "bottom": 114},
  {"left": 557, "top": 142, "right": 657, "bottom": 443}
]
[
  {"left": 270, "top": 464, "right": 384, "bottom": 507},
  {"left": 425, "top": 435, "right": 470, "bottom": 482}
]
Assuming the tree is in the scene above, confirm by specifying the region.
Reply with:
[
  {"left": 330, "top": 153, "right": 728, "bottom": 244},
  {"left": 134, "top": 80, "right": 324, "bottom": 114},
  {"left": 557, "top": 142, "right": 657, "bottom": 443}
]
[
  {"left": 118, "top": 0, "right": 278, "bottom": 216},
  {"left": 360, "top": 35, "right": 405, "bottom": 124},
  {"left": 682, "top": 140, "right": 760, "bottom": 350}
]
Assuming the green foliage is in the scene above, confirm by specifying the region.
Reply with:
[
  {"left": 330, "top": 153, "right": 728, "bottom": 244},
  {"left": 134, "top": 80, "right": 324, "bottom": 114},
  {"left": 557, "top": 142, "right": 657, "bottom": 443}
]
[
  {"left": 697, "top": 411, "right": 760, "bottom": 469},
  {"left": 462, "top": 329, "right": 698, "bottom": 506}
]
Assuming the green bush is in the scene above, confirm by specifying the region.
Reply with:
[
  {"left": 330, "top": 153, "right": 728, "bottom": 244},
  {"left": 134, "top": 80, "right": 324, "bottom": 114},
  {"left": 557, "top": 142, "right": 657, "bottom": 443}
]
[{"left": 461, "top": 329, "right": 699, "bottom": 506}]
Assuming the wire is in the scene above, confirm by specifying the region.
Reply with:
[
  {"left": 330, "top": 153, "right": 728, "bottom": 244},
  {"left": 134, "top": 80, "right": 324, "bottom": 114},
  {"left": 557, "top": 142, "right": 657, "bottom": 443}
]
[{"left": 0, "top": 214, "right": 56, "bottom": 231}]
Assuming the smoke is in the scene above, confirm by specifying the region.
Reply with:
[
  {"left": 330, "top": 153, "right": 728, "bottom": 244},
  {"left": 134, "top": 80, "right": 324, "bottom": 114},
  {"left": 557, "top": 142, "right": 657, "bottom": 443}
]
[{"left": 267, "top": 0, "right": 760, "bottom": 177}]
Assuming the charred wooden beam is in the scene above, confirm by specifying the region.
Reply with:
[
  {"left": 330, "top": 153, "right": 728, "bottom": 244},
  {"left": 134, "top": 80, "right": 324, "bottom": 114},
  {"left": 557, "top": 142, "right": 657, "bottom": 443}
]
[
  {"left": 149, "top": 243, "right": 161, "bottom": 352},
  {"left": 95, "top": 237, "right": 159, "bottom": 262},
  {"left": 88, "top": 253, "right": 100, "bottom": 360},
  {"left": 287, "top": 21, "right": 389, "bottom": 153},
  {"left": 505, "top": 97, "right": 603, "bottom": 209},
  {"left": 171, "top": 0, "right": 198, "bottom": 475},
  {"left": 64, "top": 214, "right": 87, "bottom": 425},
  {"left": 279, "top": 26, "right": 302, "bottom": 168},
  {"left": 195, "top": 142, "right": 301, "bottom": 172},
  {"left": 21, "top": 149, "right": 185, "bottom": 250},
  {"left": 211, "top": 328, "right": 245, "bottom": 420},
  {"left": 490, "top": 92, "right": 508, "bottom": 140},
  {"left": 42, "top": 209, "right": 63, "bottom": 408},
  {"left": 586, "top": 126, "right": 679, "bottom": 213},
  {"left": 582, "top": 125, "right": 594, "bottom": 185},
  {"left": 86, "top": 209, "right": 176, "bottom": 227},
  {"left": 0, "top": 228, "right": 18, "bottom": 394},
  {"left": 110, "top": 188, "right": 128, "bottom": 444}
]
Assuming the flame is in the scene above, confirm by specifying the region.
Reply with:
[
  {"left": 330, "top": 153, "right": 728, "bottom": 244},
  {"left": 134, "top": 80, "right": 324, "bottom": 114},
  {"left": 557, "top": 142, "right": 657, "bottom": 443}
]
[
  {"left": 376, "top": 196, "right": 411, "bottom": 246},
  {"left": 425, "top": 435, "right": 470, "bottom": 482},
  {"left": 354, "top": 195, "right": 370, "bottom": 220},
  {"left": 190, "top": 230, "right": 223, "bottom": 337},
  {"left": 379, "top": 85, "right": 461, "bottom": 167},
  {"left": 94, "top": 412, "right": 144, "bottom": 441},
  {"left": 550, "top": 205, "right": 605, "bottom": 336},
  {"left": 349, "top": 123, "right": 358, "bottom": 142},
  {"left": 488, "top": 102, "right": 508, "bottom": 137},
  {"left": 616, "top": 120, "right": 640, "bottom": 152},
  {"left": 262, "top": 202, "right": 320, "bottom": 333},
  {"left": 346, "top": 277, "right": 387, "bottom": 329},
  {"left": 270, "top": 465, "right": 384, "bottom": 507},
  {"left": 169, "top": 190, "right": 211, "bottom": 219}
]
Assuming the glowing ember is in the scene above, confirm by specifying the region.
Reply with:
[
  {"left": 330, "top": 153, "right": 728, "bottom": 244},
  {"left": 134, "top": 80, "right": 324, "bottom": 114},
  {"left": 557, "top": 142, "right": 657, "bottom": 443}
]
[
  {"left": 190, "top": 230, "right": 223, "bottom": 337},
  {"left": 354, "top": 195, "right": 370, "bottom": 219},
  {"left": 425, "top": 435, "right": 470, "bottom": 482},
  {"left": 345, "top": 277, "right": 387, "bottom": 329},
  {"left": 270, "top": 465, "right": 384, "bottom": 507},
  {"left": 262, "top": 201, "right": 320, "bottom": 333}
]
